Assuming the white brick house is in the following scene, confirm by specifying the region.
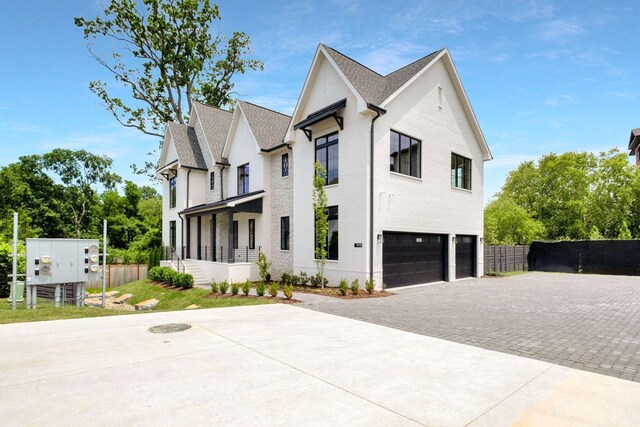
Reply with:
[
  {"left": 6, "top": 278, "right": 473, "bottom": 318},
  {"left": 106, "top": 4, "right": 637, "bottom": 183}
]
[{"left": 158, "top": 44, "right": 491, "bottom": 288}]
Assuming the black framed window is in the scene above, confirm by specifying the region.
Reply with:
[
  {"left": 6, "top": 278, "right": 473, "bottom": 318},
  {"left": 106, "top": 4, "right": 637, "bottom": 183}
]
[
  {"left": 169, "top": 176, "right": 177, "bottom": 208},
  {"left": 315, "top": 132, "right": 339, "bottom": 185},
  {"left": 169, "top": 221, "right": 176, "bottom": 250},
  {"left": 280, "top": 216, "right": 290, "bottom": 250},
  {"left": 233, "top": 220, "right": 238, "bottom": 249},
  {"left": 237, "top": 163, "right": 250, "bottom": 195},
  {"left": 281, "top": 153, "right": 289, "bottom": 177},
  {"left": 248, "top": 219, "right": 255, "bottom": 249},
  {"left": 451, "top": 153, "right": 472, "bottom": 190},
  {"left": 315, "top": 206, "right": 338, "bottom": 260},
  {"left": 210, "top": 171, "right": 215, "bottom": 190},
  {"left": 390, "top": 130, "right": 421, "bottom": 178}
]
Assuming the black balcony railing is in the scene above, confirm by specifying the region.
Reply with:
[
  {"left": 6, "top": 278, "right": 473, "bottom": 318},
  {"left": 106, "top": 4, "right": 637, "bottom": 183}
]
[{"left": 174, "top": 245, "right": 261, "bottom": 263}]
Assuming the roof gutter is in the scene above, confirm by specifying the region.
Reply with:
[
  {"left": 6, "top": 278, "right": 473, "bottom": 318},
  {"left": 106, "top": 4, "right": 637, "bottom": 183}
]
[{"left": 367, "top": 103, "right": 386, "bottom": 286}]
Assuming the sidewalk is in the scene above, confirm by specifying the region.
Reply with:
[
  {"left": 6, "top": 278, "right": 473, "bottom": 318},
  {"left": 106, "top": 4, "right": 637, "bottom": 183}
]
[{"left": 1, "top": 303, "right": 639, "bottom": 426}]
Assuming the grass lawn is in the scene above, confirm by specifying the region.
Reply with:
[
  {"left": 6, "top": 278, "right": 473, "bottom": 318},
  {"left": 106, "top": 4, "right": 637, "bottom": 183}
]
[{"left": 0, "top": 279, "right": 276, "bottom": 325}]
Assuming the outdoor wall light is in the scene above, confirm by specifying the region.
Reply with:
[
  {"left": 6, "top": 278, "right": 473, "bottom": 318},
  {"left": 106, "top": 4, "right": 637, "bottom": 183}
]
[
  {"left": 479, "top": 237, "right": 484, "bottom": 243},
  {"left": 377, "top": 234, "right": 383, "bottom": 244},
  {"left": 452, "top": 236, "right": 456, "bottom": 244}
]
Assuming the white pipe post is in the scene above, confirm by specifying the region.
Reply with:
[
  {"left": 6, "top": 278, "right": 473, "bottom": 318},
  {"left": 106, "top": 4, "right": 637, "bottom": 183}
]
[
  {"left": 11, "top": 212, "right": 18, "bottom": 310},
  {"left": 102, "top": 219, "right": 107, "bottom": 308}
]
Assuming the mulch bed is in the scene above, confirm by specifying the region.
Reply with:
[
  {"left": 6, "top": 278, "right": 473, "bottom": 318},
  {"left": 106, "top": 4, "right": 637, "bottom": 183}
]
[
  {"left": 290, "top": 286, "right": 393, "bottom": 299},
  {"left": 205, "top": 293, "right": 300, "bottom": 303}
]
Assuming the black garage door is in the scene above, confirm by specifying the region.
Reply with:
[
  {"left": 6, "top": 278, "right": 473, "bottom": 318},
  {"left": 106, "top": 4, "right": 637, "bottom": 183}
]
[
  {"left": 455, "top": 235, "right": 476, "bottom": 279},
  {"left": 383, "top": 232, "right": 447, "bottom": 288}
]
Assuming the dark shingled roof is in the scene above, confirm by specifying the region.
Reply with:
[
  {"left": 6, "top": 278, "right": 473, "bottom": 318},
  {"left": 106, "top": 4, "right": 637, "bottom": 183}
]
[
  {"left": 167, "top": 122, "right": 206, "bottom": 169},
  {"left": 192, "top": 101, "right": 233, "bottom": 161},
  {"left": 629, "top": 128, "right": 640, "bottom": 155},
  {"left": 238, "top": 100, "right": 291, "bottom": 150},
  {"left": 322, "top": 45, "right": 444, "bottom": 106}
]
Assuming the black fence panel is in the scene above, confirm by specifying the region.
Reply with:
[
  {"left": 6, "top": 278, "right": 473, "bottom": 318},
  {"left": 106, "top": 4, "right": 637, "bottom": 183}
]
[
  {"left": 529, "top": 240, "right": 640, "bottom": 276},
  {"left": 484, "top": 245, "right": 529, "bottom": 274}
]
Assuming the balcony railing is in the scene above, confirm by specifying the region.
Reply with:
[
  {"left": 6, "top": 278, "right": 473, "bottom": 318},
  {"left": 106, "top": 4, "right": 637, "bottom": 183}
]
[{"left": 170, "top": 245, "right": 261, "bottom": 263}]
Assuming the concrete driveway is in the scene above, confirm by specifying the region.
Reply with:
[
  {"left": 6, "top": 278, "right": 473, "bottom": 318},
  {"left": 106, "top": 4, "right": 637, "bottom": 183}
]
[
  {"left": 302, "top": 272, "right": 640, "bottom": 382},
  {"left": 2, "top": 303, "right": 640, "bottom": 426}
]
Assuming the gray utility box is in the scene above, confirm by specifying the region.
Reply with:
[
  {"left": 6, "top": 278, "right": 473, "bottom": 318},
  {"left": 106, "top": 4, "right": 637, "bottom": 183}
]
[{"left": 26, "top": 238, "right": 101, "bottom": 285}]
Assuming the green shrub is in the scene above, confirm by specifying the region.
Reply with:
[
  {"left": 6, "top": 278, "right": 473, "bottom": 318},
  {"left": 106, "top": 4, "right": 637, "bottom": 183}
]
[
  {"left": 281, "top": 272, "right": 292, "bottom": 285},
  {"left": 241, "top": 280, "right": 251, "bottom": 296},
  {"left": 178, "top": 273, "right": 194, "bottom": 289},
  {"left": 268, "top": 282, "right": 279, "bottom": 298},
  {"left": 299, "top": 271, "right": 309, "bottom": 286},
  {"left": 255, "top": 251, "right": 272, "bottom": 281},
  {"left": 219, "top": 280, "right": 229, "bottom": 294},
  {"left": 211, "top": 281, "right": 219, "bottom": 294},
  {"left": 283, "top": 284, "right": 293, "bottom": 300},
  {"left": 339, "top": 279, "right": 348, "bottom": 296},
  {"left": 147, "top": 266, "right": 160, "bottom": 281},
  {"left": 165, "top": 270, "right": 178, "bottom": 286},
  {"left": 309, "top": 273, "right": 328, "bottom": 288},
  {"left": 230, "top": 281, "right": 239, "bottom": 295},
  {"left": 256, "top": 281, "right": 265, "bottom": 297},
  {"left": 292, "top": 275, "right": 300, "bottom": 285},
  {"left": 350, "top": 279, "right": 360, "bottom": 295},
  {"left": 365, "top": 278, "right": 375, "bottom": 294}
]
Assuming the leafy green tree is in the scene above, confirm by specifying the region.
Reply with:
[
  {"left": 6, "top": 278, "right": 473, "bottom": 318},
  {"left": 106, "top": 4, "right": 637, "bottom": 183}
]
[
  {"left": 484, "top": 197, "right": 545, "bottom": 245},
  {"left": 313, "top": 162, "right": 328, "bottom": 288},
  {"left": 41, "top": 149, "right": 120, "bottom": 238},
  {"left": 75, "top": 0, "right": 263, "bottom": 174}
]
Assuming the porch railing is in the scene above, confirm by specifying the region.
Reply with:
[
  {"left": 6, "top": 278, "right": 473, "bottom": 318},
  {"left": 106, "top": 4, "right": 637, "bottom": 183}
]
[
  {"left": 161, "top": 246, "right": 185, "bottom": 273},
  {"left": 179, "top": 245, "right": 261, "bottom": 263}
]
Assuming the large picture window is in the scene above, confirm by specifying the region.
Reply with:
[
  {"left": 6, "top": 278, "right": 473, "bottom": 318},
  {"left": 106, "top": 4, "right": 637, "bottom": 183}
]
[
  {"left": 390, "top": 130, "right": 421, "bottom": 178},
  {"left": 451, "top": 153, "right": 472, "bottom": 190},
  {"left": 248, "top": 219, "right": 255, "bottom": 249},
  {"left": 315, "top": 206, "right": 338, "bottom": 260},
  {"left": 315, "top": 132, "right": 339, "bottom": 185},
  {"left": 169, "top": 176, "right": 177, "bottom": 208},
  {"left": 280, "top": 216, "right": 290, "bottom": 250},
  {"left": 237, "top": 163, "right": 250, "bottom": 195}
]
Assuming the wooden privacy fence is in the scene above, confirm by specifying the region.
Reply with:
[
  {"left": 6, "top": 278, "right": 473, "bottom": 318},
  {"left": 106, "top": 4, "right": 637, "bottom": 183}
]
[
  {"left": 86, "top": 264, "right": 148, "bottom": 288},
  {"left": 484, "top": 245, "right": 529, "bottom": 274}
]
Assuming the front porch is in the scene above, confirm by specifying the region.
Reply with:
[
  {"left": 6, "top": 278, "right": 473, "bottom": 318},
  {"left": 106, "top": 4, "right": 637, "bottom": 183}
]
[{"left": 163, "top": 191, "right": 265, "bottom": 284}]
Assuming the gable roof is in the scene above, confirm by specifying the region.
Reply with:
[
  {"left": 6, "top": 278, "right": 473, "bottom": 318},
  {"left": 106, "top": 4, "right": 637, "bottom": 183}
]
[
  {"left": 629, "top": 128, "right": 640, "bottom": 155},
  {"left": 166, "top": 122, "right": 206, "bottom": 169},
  {"left": 192, "top": 101, "right": 233, "bottom": 161},
  {"left": 238, "top": 101, "right": 291, "bottom": 150},
  {"left": 322, "top": 44, "right": 443, "bottom": 106}
]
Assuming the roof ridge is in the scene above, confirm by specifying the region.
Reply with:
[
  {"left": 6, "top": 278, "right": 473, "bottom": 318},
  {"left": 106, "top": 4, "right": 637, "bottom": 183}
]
[
  {"left": 238, "top": 100, "right": 292, "bottom": 118},
  {"left": 383, "top": 48, "right": 445, "bottom": 78},
  {"left": 322, "top": 44, "right": 384, "bottom": 78},
  {"left": 192, "top": 100, "right": 232, "bottom": 114}
]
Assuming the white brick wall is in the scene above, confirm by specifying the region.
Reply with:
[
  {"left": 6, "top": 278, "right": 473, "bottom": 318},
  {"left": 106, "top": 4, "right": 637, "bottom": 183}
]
[{"left": 269, "top": 148, "right": 293, "bottom": 279}]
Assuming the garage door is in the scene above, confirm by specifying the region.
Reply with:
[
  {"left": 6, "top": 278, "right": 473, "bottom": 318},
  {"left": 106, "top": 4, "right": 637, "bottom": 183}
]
[
  {"left": 455, "top": 235, "right": 476, "bottom": 279},
  {"left": 383, "top": 232, "right": 447, "bottom": 288}
]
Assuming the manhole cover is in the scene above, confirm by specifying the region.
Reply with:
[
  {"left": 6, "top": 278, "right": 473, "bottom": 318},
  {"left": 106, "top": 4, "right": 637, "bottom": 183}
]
[{"left": 148, "top": 323, "right": 192, "bottom": 334}]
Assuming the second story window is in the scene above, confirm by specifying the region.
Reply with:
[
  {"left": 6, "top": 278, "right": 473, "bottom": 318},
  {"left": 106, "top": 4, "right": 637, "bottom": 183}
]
[
  {"left": 237, "top": 163, "right": 250, "bottom": 195},
  {"left": 390, "top": 130, "right": 421, "bottom": 178},
  {"left": 210, "top": 171, "right": 215, "bottom": 190},
  {"left": 315, "top": 132, "right": 339, "bottom": 185},
  {"left": 281, "top": 153, "right": 289, "bottom": 177},
  {"left": 169, "top": 176, "right": 177, "bottom": 209},
  {"left": 451, "top": 153, "right": 472, "bottom": 190}
]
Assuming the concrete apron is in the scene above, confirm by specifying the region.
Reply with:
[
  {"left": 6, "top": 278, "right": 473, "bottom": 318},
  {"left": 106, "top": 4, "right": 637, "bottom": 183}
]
[{"left": 0, "top": 305, "right": 638, "bottom": 427}]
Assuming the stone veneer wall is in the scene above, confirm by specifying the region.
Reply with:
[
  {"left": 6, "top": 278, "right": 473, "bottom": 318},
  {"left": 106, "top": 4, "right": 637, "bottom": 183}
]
[{"left": 269, "top": 148, "right": 293, "bottom": 279}]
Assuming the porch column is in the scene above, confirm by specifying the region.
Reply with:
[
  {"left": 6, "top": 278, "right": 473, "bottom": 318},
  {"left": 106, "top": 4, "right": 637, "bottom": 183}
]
[
  {"left": 211, "top": 214, "right": 216, "bottom": 261},
  {"left": 186, "top": 217, "right": 191, "bottom": 259},
  {"left": 227, "top": 210, "right": 235, "bottom": 263},
  {"left": 197, "top": 216, "right": 202, "bottom": 260}
]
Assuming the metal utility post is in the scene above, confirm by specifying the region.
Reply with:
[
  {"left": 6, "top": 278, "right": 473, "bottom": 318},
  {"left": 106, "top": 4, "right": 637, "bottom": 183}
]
[
  {"left": 11, "top": 212, "right": 18, "bottom": 310},
  {"left": 101, "top": 219, "right": 107, "bottom": 308}
]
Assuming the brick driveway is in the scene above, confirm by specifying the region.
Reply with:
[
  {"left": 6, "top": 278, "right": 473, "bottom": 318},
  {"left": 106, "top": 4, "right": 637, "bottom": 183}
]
[{"left": 301, "top": 272, "right": 640, "bottom": 382}]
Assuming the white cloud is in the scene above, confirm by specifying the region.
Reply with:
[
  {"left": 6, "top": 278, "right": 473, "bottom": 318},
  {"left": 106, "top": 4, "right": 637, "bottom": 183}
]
[
  {"left": 538, "top": 19, "right": 586, "bottom": 42},
  {"left": 545, "top": 94, "right": 578, "bottom": 107}
]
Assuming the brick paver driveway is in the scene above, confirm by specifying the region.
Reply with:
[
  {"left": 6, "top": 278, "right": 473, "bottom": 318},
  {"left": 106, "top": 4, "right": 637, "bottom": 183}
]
[{"left": 301, "top": 272, "right": 640, "bottom": 382}]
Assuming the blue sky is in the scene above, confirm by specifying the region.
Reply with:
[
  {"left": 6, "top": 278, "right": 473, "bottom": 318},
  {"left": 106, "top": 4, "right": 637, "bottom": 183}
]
[{"left": 1, "top": 0, "right": 638, "bottom": 201}]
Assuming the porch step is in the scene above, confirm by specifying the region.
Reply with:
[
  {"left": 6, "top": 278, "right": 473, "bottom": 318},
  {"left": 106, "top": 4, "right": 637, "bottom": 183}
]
[{"left": 180, "top": 260, "right": 210, "bottom": 286}]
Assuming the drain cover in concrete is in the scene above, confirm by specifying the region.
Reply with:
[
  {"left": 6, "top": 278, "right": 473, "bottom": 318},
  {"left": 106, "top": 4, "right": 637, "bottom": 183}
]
[{"left": 148, "top": 323, "right": 192, "bottom": 334}]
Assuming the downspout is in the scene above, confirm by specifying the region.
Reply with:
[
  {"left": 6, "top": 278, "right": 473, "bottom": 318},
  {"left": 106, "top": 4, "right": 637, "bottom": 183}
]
[
  {"left": 183, "top": 169, "right": 191, "bottom": 259},
  {"left": 367, "top": 103, "right": 387, "bottom": 285},
  {"left": 220, "top": 165, "right": 226, "bottom": 200}
]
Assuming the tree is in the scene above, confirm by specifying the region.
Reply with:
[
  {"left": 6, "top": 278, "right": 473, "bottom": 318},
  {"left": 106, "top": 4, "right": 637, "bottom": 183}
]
[
  {"left": 312, "top": 162, "right": 328, "bottom": 288},
  {"left": 41, "top": 149, "right": 120, "bottom": 238},
  {"left": 75, "top": 0, "right": 263, "bottom": 175},
  {"left": 484, "top": 197, "right": 545, "bottom": 245}
]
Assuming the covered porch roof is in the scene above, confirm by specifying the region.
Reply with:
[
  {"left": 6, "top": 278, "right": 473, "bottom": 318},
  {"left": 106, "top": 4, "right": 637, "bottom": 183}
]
[
  {"left": 180, "top": 190, "right": 265, "bottom": 217},
  {"left": 628, "top": 128, "right": 640, "bottom": 155}
]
